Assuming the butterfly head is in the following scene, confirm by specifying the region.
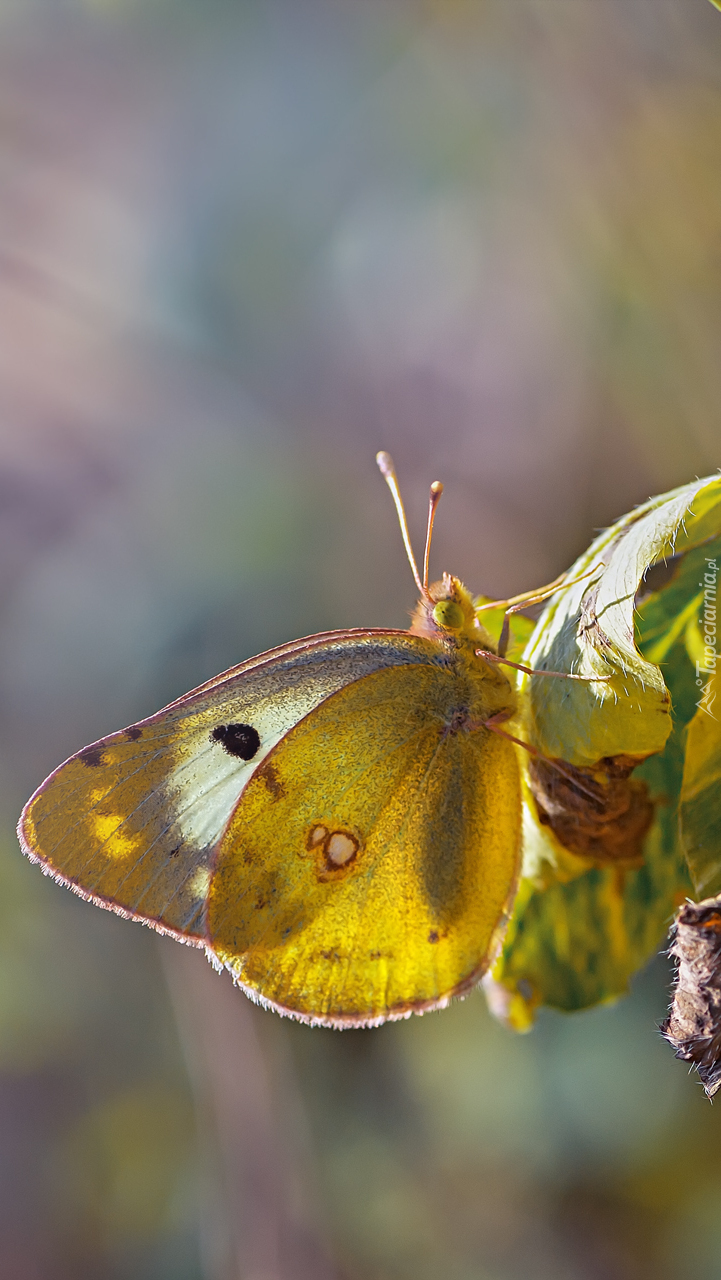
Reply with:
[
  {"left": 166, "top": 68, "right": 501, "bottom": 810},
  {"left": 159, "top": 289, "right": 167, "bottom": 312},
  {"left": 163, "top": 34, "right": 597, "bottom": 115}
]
[{"left": 410, "top": 574, "right": 495, "bottom": 649}]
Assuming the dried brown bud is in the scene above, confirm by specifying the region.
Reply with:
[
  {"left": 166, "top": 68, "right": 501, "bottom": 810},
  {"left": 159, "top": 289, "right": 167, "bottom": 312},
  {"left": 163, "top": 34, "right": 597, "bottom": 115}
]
[{"left": 662, "top": 898, "right": 721, "bottom": 1099}]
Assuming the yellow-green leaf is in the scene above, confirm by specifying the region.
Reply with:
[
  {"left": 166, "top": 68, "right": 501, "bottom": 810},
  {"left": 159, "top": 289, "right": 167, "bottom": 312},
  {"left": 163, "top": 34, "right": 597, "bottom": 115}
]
[{"left": 488, "top": 486, "right": 721, "bottom": 1024}]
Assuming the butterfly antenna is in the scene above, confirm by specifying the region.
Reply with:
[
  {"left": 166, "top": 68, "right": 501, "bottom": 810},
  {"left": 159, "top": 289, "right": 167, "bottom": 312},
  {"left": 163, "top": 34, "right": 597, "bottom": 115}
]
[
  {"left": 423, "top": 481, "right": 444, "bottom": 590},
  {"left": 376, "top": 451, "right": 425, "bottom": 596}
]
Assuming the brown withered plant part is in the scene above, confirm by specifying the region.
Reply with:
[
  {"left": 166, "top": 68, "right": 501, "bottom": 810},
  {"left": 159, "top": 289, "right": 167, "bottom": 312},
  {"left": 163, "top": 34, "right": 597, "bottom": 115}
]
[
  {"left": 528, "top": 755, "right": 655, "bottom": 867},
  {"left": 663, "top": 899, "right": 721, "bottom": 1099}
]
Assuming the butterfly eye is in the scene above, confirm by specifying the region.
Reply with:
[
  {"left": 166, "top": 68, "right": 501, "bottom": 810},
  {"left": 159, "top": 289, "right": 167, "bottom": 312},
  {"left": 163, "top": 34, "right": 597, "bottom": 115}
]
[
  {"left": 432, "top": 600, "right": 464, "bottom": 631},
  {"left": 210, "top": 723, "right": 261, "bottom": 760}
]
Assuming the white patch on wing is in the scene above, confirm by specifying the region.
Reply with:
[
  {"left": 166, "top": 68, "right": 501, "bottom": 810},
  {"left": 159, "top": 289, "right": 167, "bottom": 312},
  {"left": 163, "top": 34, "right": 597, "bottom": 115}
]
[{"left": 163, "top": 686, "right": 335, "bottom": 853}]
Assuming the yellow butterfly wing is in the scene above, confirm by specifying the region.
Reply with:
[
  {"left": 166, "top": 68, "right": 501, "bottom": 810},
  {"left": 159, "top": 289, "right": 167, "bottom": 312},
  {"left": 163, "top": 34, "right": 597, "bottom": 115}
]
[
  {"left": 209, "top": 663, "right": 521, "bottom": 1025},
  {"left": 19, "top": 629, "right": 521, "bottom": 1024}
]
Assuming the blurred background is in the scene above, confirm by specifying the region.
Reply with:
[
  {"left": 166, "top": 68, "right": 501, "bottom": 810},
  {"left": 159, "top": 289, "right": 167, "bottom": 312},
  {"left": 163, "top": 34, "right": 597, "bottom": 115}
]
[{"left": 1, "top": 0, "right": 721, "bottom": 1276}]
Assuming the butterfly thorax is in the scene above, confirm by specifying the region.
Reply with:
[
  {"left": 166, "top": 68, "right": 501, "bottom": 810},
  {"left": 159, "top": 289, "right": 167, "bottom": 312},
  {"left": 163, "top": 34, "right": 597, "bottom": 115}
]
[{"left": 410, "top": 573, "right": 516, "bottom": 725}]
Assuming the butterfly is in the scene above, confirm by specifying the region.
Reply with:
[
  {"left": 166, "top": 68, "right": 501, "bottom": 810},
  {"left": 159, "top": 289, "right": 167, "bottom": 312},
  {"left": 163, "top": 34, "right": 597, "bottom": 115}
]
[{"left": 18, "top": 453, "right": 591, "bottom": 1027}]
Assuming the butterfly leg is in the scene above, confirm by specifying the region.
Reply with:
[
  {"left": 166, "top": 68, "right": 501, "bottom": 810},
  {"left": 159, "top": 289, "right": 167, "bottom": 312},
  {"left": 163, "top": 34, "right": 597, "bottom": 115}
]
[
  {"left": 476, "top": 649, "right": 610, "bottom": 683},
  {"left": 483, "top": 713, "right": 550, "bottom": 760},
  {"left": 477, "top": 564, "right": 604, "bottom": 657},
  {"left": 484, "top": 714, "right": 603, "bottom": 803}
]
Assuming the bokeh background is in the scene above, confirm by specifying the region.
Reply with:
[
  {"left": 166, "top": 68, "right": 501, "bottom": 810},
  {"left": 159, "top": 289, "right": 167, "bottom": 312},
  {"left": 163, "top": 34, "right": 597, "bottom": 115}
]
[{"left": 2, "top": 1, "right": 721, "bottom": 1277}]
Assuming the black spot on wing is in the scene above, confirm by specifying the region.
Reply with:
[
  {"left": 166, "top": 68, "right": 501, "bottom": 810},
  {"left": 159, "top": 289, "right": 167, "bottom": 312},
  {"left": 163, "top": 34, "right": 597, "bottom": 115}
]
[
  {"left": 78, "top": 745, "right": 107, "bottom": 768},
  {"left": 210, "top": 722, "right": 261, "bottom": 760},
  {"left": 123, "top": 725, "right": 143, "bottom": 741}
]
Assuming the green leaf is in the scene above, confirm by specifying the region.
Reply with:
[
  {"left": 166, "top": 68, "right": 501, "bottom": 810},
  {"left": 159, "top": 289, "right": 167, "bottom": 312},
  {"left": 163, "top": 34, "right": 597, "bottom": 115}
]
[
  {"left": 487, "top": 480, "right": 721, "bottom": 1025},
  {"left": 680, "top": 669, "right": 721, "bottom": 897}
]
